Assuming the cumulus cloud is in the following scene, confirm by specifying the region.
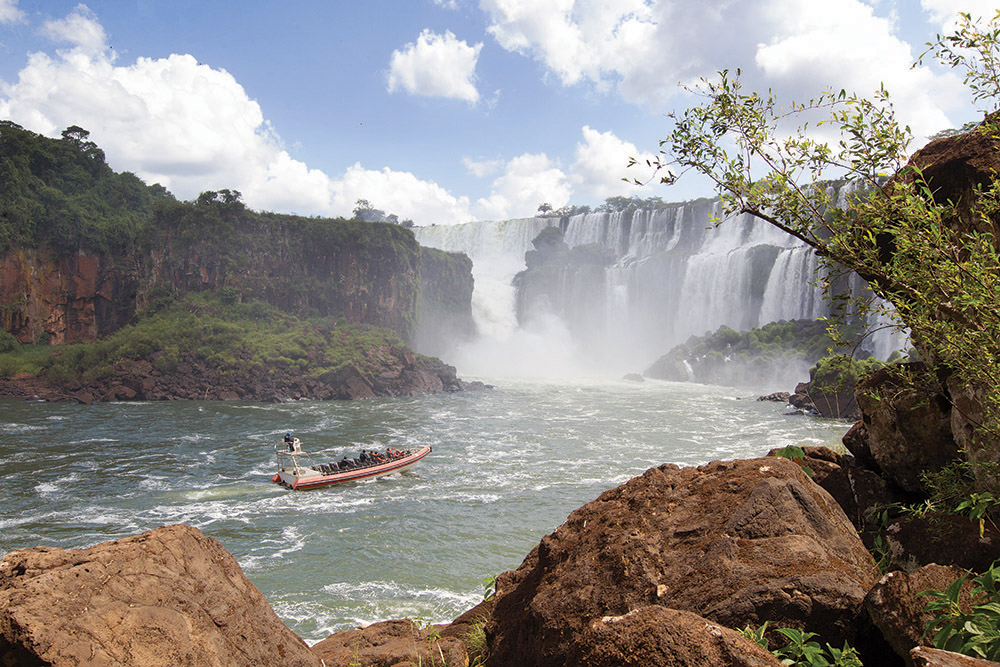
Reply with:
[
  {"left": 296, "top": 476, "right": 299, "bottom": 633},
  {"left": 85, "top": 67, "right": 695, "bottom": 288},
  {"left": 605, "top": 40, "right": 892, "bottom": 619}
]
[
  {"left": 463, "top": 156, "right": 504, "bottom": 178},
  {"left": 0, "top": 7, "right": 474, "bottom": 225},
  {"left": 40, "top": 3, "right": 107, "bottom": 53},
  {"left": 755, "top": 0, "right": 962, "bottom": 140},
  {"left": 0, "top": 0, "right": 24, "bottom": 24},
  {"left": 387, "top": 29, "right": 482, "bottom": 103},
  {"left": 921, "top": 0, "right": 997, "bottom": 26},
  {"left": 474, "top": 153, "right": 571, "bottom": 220},
  {"left": 480, "top": 0, "right": 971, "bottom": 145},
  {"left": 482, "top": 0, "right": 658, "bottom": 92},
  {"left": 571, "top": 126, "right": 656, "bottom": 200},
  {"left": 333, "top": 163, "right": 473, "bottom": 224}
]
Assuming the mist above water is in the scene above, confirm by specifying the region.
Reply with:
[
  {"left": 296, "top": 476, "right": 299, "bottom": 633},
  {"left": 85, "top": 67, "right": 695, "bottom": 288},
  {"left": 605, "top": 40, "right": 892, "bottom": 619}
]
[{"left": 416, "top": 200, "right": 902, "bottom": 383}]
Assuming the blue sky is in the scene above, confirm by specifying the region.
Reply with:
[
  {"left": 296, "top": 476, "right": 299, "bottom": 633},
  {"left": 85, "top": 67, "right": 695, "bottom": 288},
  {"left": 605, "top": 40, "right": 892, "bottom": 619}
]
[{"left": 0, "top": 0, "right": 993, "bottom": 224}]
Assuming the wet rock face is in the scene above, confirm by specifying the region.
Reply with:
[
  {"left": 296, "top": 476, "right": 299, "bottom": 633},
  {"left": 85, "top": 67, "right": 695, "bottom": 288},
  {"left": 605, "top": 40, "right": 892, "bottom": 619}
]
[
  {"left": 0, "top": 524, "right": 319, "bottom": 667},
  {"left": 485, "top": 457, "right": 880, "bottom": 667}
]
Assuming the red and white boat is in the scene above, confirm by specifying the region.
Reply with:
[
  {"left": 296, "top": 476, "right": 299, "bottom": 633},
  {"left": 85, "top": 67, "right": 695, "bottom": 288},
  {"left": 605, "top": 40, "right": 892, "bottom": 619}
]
[{"left": 272, "top": 438, "right": 431, "bottom": 490}]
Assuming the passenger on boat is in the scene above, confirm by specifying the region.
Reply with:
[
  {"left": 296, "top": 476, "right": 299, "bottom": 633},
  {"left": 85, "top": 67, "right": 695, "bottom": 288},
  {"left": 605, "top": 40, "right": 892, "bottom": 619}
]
[{"left": 284, "top": 432, "right": 295, "bottom": 451}]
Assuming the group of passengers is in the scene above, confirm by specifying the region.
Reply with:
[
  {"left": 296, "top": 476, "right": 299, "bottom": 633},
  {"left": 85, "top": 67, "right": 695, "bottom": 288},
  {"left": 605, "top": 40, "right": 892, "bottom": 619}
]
[
  {"left": 283, "top": 432, "right": 411, "bottom": 475},
  {"left": 316, "top": 448, "right": 411, "bottom": 475}
]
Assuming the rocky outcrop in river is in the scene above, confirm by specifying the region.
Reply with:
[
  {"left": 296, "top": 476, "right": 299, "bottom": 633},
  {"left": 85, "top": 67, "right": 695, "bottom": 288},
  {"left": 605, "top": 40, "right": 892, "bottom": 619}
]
[{"left": 0, "top": 344, "right": 488, "bottom": 403}]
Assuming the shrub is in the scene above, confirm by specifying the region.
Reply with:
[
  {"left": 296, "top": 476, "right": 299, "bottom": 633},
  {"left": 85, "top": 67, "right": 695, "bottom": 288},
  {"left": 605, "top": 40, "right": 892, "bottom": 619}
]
[
  {"left": 0, "top": 329, "right": 19, "bottom": 353},
  {"left": 921, "top": 559, "right": 1000, "bottom": 661}
]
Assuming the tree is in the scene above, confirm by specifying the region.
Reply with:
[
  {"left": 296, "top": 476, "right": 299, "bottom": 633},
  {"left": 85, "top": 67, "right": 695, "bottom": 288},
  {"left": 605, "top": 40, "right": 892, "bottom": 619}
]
[
  {"left": 639, "top": 12, "right": 1000, "bottom": 463},
  {"left": 537, "top": 202, "right": 553, "bottom": 215},
  {"left": 352, "top": 198, "right": 387, "bottom": 222}
]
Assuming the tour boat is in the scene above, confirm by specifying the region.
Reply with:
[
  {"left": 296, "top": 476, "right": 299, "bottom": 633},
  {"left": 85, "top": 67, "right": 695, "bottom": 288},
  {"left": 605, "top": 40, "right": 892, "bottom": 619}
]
[{"left": 272, "top": 438, "right": 431, "bottom": 490}]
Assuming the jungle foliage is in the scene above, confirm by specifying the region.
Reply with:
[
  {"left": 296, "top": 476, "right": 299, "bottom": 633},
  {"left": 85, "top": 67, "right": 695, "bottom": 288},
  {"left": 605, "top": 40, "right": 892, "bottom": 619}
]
[{"left": 0, "top": 122, "right": 160, "bottom": 254}]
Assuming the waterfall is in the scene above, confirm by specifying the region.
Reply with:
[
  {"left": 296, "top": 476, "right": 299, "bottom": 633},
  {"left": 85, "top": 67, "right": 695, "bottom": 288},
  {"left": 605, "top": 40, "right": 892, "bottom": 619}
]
[{"left": 415, "top": 199, "right": 902, "bottom": 377}]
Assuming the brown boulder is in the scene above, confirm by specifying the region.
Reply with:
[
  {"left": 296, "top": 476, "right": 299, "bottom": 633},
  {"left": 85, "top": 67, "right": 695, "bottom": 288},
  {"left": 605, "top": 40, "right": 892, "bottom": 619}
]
[
  {"left": 865, "top": 564, "right": 973, "bottom": 666},
  {"left": 773, "top": 446, "right": 909, "bottom": 535},
  {"left": 485, "top": 458, "right": 880, "bottom": 667},
  {"left": 911, "top": 646, "right": 1000, "bottom": 667},
  {"left": 881, "top": 514, "right": 1000, "bottom": 574},
  {"left": 855, "top": 363, "right": 959, "bottom": 494},
  {"left": 570, "top": 605, "right": 783, "bottom": 667},
  {"left": 311, "top": 619, "right": 468, "bottom": 667},
  {"left": 0, "top": 524, "right": 319, "bottom": 667}
]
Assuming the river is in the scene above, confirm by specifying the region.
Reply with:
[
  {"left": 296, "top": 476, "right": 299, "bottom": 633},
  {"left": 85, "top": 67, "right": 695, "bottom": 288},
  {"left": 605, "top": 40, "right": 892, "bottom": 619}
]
[{"left": 0, "top": 377, "right": 851, "bottom": 644}]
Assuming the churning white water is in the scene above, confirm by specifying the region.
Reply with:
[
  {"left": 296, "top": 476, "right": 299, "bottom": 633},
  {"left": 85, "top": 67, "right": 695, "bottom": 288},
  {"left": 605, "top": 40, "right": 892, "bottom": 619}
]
[{"left": 0, "top": 380, "right": 853, "bottom": 643}]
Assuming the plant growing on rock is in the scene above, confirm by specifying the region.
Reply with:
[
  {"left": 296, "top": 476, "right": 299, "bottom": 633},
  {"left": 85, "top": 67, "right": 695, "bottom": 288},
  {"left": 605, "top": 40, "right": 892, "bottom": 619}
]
[
  {"left": 739, "top": 622, "right": 864, "bottom": 666},
  {"left": 920, "top": 558, "right": 1000, "bottom": 661}
]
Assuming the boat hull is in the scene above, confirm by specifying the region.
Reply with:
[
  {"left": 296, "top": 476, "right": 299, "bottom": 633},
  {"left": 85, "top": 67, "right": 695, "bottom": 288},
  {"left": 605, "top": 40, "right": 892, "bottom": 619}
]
[{"left": 272, "top": 446, "right": 431, "bottom": 490}]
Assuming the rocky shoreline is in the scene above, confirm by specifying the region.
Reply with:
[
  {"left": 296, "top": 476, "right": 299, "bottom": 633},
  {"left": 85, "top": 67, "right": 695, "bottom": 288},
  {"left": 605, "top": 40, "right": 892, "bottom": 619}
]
[{"left": 0, "top": 346, "right": 490, "bottom": 404}]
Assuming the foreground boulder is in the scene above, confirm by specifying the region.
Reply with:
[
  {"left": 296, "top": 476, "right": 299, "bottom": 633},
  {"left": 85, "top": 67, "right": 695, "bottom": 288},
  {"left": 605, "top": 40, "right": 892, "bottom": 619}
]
[
  {"left": 311, "top": 619, "right": 468, "bottom": 667},
  {"left": 0, "top": 524, "right": 319, "bottom": 667},
  {"left": 569, "top": 606, "right": 782, "bottom": 667},
  {"left": 485, "top": 457, "right": 881, "bottom": 667},
  {"left": 911, "top": 646, "right": 1000, "bottom": 667}
]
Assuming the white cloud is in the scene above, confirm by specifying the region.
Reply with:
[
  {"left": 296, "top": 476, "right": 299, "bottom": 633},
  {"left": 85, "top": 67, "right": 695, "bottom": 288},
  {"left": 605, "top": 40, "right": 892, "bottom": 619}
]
[
  {"left": 0, "top": 0, "right": 24, "bottom": 24},
  {"left": 463, "top": 156, "right": 503, "bottom": 177},
  {"left": 475, "top": 153, "right": 571, "bottom": 220},
  {"left": 40, "top": 3, "right": 106, "bottom": 54},
  {"left": 755, "top": 0, "right": 963, "bottom": 140},
  {"left": 0, "top": 8, "right": 474, "bottom": 225},
  {"left": 481, "top": 0, "right": 657, "bottom": 92},
  {"left": 571, "top": 126, "right": 656, "bottom": 200},
  {"left": 480, "top": 0, "right": 971, "bottom": 144},
  {"left": 387, "top": 29, "right": 482, "bottom": 103},
  {"left": 921, "top": 0, "right": 997, "bottom": 26},
  {"left": 333, "top": 163, "right": 473, "bottom": 224}
]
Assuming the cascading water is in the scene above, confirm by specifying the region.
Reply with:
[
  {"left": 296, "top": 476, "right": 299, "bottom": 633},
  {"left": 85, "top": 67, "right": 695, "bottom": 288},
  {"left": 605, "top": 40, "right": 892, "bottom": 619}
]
[{"left": 415, "top": 199, "right": 902, "bottom": 379}]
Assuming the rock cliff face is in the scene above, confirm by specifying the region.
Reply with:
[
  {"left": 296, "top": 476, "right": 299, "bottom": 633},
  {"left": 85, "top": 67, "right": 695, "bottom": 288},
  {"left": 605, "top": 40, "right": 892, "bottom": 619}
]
[
  {"left": 0, "top": 249, "right": 137, "bottom": 345},
  {"left": 413, "top": 245, "right": 477, "bottom": 358},
  {"left": 0, "top": 216, "right": 475, "bottom": 352}
]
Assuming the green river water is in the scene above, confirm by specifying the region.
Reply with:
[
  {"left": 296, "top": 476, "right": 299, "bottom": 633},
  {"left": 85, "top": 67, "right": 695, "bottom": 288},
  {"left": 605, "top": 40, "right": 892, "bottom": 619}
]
[{"left": 0, "top": 377, "right": 851, "bottom": 644}]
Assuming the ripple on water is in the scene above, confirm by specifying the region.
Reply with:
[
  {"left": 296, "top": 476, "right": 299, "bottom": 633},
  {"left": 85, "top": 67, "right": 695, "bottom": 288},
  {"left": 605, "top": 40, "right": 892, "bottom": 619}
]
[{"left": 0, "top": 378, "right": 856, "bottom": 641}]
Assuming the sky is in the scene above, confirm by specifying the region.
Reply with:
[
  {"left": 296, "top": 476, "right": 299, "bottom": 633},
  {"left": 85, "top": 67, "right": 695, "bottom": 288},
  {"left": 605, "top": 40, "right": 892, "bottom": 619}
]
[{"left": 0, "top": 0, "right": 995, "bottom": 225}]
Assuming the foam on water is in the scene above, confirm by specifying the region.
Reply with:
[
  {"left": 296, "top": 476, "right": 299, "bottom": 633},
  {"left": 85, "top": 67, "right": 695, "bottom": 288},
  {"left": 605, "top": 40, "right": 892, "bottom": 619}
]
[{"left": 0, "top": 381, "right": 854, "bottom": 639}]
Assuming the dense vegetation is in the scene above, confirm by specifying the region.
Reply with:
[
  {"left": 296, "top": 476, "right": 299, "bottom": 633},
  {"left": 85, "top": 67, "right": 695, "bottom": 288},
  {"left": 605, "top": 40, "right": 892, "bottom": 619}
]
[
  {"left": 0, "top": 122, "right": 160, "bottom": 254},
  {"left": 0, "top": 292, "right": 416, "bottom": 386}
]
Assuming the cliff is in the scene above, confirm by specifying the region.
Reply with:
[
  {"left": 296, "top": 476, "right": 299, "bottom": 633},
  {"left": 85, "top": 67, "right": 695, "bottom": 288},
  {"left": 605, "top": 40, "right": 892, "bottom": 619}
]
[
  {"left": 0, "top": 211, "right": 475, "bottom": 351},
  {"left": 0, "top": 123, "right": 475, "bottom": 352}
]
